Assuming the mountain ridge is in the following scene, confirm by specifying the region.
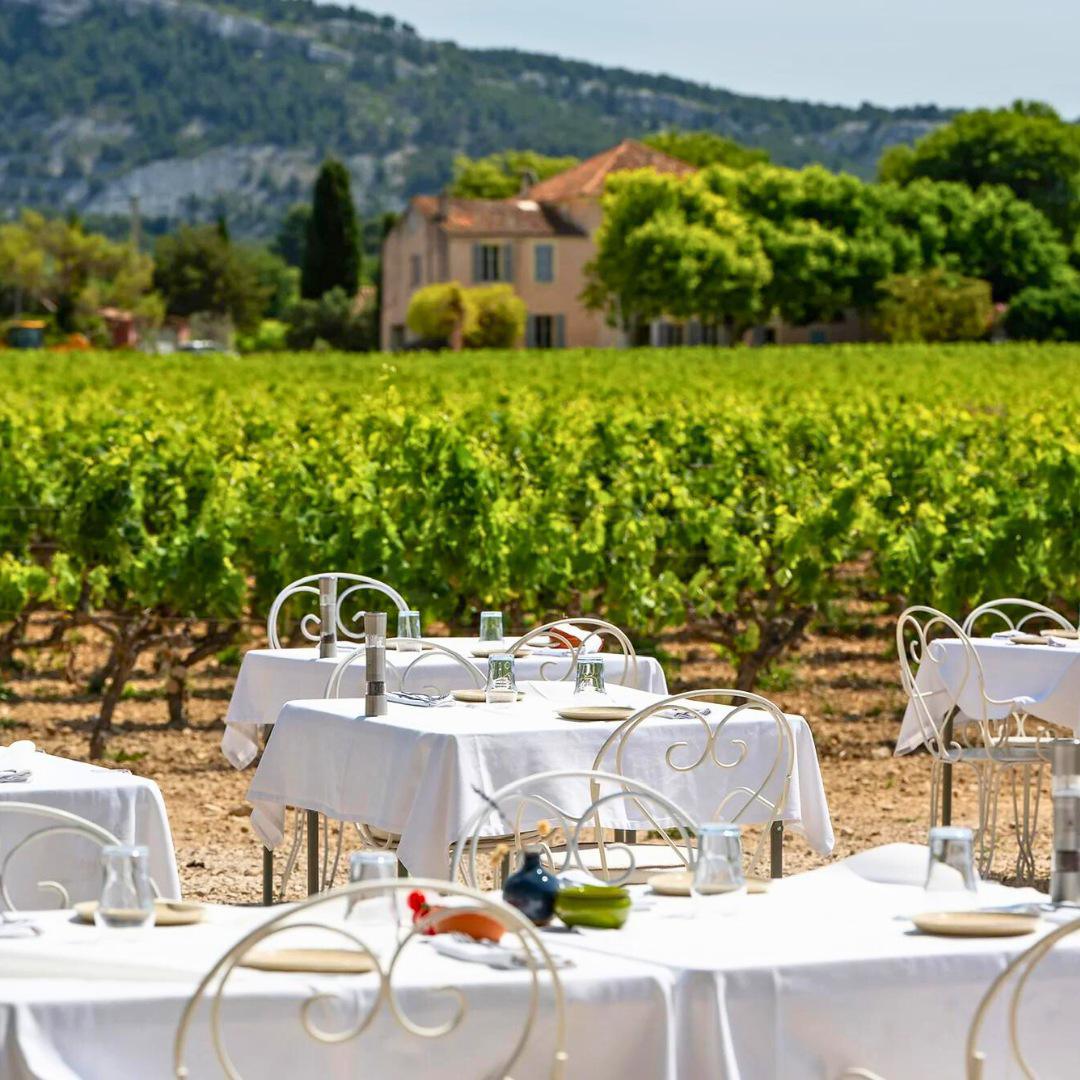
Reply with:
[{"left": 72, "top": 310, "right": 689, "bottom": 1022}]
[{"left": 0, "top": 0, "right": 951, "bottom": 236}]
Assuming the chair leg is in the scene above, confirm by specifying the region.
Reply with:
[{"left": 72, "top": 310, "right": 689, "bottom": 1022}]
[{"left": 306, "top": 809, "right": 320, "bottom": 896}]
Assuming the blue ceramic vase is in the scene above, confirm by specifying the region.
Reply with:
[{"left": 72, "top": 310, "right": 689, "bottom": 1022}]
[{"left": 502, "top": 850, "right": 560, "bottom": 925}]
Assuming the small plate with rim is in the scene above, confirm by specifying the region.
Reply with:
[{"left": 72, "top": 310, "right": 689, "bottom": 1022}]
[
  {"left": 73, "top": 898, "right": 206, "bottom": 926},
  {"left": 1041, "top": 628, "right": 1079, "bottom": 639},
  {"left": 1008, "top": 633, "right": 1051, "bottom": 646},
  {"left": 470, "top": 643, "right": 527, "bottom": 659},
  {"left": 648, "top": 871, "right": 769, "bottom": 896},
  {"left": 451, "top": 688, "right": 525, "bottom": 704},
  {"left": 239, "top": 947, "right": 377, "bottom": 974},
  {"left": 911, "top": 910, "right": 1040, "bottom": 937},
  {"left": 556, "top": 705, "right": 635, "bottom": 723}
]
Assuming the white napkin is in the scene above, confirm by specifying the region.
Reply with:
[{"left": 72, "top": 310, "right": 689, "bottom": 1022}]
[
  {"left": 429, "top": 934, "right": 573, "bottom": 970},
  {"left": 0, "top": 769, "right": 31, "bottom": 783}
]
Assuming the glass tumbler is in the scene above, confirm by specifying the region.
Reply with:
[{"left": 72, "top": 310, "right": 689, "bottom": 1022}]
[
  {"left": 397, "top": 610, "right": 422, "bottom": 652},
  {"left": 347, "top": 851, "right": 401, "bottom": 926},
  {"left": 479, "top": 611, "right": 505, "bottom": 643},
  {"left": 573, "top": 656, "right": 608, "bottom": 703},
  {"left": 96, "top": 844, "right": 155, "bottom": 929},
  {"left": 924, "top": 825, "right": 978, "bottom": 906},
  {"left": 691, "top": 823, "right": 746, "bottom": 916},
  {"left": 485, "top": 653, "right": 518, "bottom": 706}
]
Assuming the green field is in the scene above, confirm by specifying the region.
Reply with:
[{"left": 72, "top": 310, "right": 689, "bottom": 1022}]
[{"left": 3, "top": 343, "right": 1080, "bottom": 748}]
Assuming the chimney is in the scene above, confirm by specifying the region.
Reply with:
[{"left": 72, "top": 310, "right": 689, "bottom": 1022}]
[
  {"left": 518, "top": 168, "right": 539, "bottom": 197},
  {"left": 437, "top": 188, "right": 450, "bottom": 221}
]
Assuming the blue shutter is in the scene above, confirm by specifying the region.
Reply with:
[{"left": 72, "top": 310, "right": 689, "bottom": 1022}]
[
  {"left": 555, "top": 315, "right": 566, "bottom": 348},
  {"left": 503, "top": 243, "right": 514, "bottom": 282},
  {"left": 472, "top": 244, "right": 482, "bottom": 283},
  {"left": 525, "top": 315, "right": 536, "bottom": 348}
]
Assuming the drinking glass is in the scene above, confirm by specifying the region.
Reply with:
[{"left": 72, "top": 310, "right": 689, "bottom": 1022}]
[
  {"left": 347, "top": 851, "right": 401, "bottom": 926},
  {"left": 691, "top": 823, "right": 746, "bottom": 916},
  {"left": 573, "top": 656, "right": 609, "bottom": 703},
  {"left": 924, "top": 825, "right": 978, "bottom": 906},
  {"left": 485, "top": 653, "right": 518, "bottom": 706},
  {"left": 397, "top": 609, "right": 422, "bottom": 652},
  {"left": 96, "top": 844, "right": 155, "bottom": 929},
  {"left": 479, "top": 611, "right": 505, "bottom": 643}
]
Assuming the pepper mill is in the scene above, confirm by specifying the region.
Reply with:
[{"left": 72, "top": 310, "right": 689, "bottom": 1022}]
[
  {"left": 318, "top": 575, "right": 337, "bottom": 659},
  {"left": 1051, "top": 739, "right": 1080, "bottom": 904},
  {"left": 364, "top": 611, "right": 388, "bottom": 716}
]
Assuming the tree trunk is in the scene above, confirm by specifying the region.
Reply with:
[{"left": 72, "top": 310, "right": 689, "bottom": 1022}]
[
  {"left": 90, "top": 636, "right": 141, "bottom": 759},
  {"left": 163, "top": 654, "right": 188, "bottom": 729},
  {"left": 732, "top": 608, "right": 815, "bottom": 694},
  {"left": 163, "top": 622, "right": 241, "bottom": 729}
]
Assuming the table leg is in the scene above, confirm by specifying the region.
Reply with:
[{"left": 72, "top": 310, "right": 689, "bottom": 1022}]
[
  {"left": 942, "top": 711, "right": 955, "bottom": 827},
  {"left": 262, "top": 846, "right": 274, "bottom": 906},
  {"left": 306, "top": 809, "right": 320, "bottom": 896},
  {"left": 770, "top": 820, "right": 784, "bottom": 879}
]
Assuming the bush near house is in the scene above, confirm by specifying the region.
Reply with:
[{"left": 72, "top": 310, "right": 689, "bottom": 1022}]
[
  {"left": 1004, "top": 282, "right": 1080, "bottom": 341},
  {"left": 876, "top": 270, "right": 993, "bottom": 343},
  {"left": 462, "top": 285, "right": 526, "bottom": 349}
]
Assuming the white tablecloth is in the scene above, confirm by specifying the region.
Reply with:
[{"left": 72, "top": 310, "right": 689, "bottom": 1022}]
[
  {"left": 247, "top": 682, "right": 833, "bottom": 876},
  {"left": 551, "top": 844, "right": 1074, "bottom": 1079},
  {"left": 0, "top": 750, "right": 181, "bottom": 906},
  {"left": 223, "top": 639, "right": 668, "bottom": 769},
  {"left": 896, "top": 636, "right": 1080, "bottom": 754},
  {"left": 0, "top": 906, "right": 674, "bottom": 1079}
]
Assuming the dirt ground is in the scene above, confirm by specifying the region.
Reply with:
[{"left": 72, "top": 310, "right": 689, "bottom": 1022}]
[{"left": 0, "top": 611, "right": 1053, "bottom": 903}]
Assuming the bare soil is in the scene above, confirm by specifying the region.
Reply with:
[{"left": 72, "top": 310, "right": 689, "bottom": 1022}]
[{"left": 0, "top": 612, "right": 1052, "bottom": 903}]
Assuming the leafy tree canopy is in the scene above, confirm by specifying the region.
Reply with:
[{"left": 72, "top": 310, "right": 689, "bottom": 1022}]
[
  {"left": 642, "top": 130, "right": 770, "bottom": 169},
  {"left": 449, "top": 151, "right": 582, "bottom": 199}
]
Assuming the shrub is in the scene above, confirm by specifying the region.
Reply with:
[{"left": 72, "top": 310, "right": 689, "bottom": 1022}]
[
  {"left": 285, "top": 287, "right": 373, "bottom": 351},
  {"left": 876, "top": 270, "right": 993, "bottom": 343},
  {"left": 406, "top": 283, "right": 468, "bottom": 346},
  {"left": 1004, "top": 282, "right": 1080, "bottom": 341},
  {"left": 463, "top": 284, "right": 526, "bottom": 348}
]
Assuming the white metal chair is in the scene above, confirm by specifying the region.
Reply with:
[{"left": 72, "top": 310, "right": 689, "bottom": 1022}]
[
  {"left": 506, "top": 617, "right": 639, "bottom": 687},
  {"left": 962, "top": 598, "right": 1075, "bottom": 638},
  {"left": 0, "top": 801, "right": 157, "bottom": 912},
  {"left": 449, "top": 769, "right": 698, "bottom": 889},
  {"left": 897, "top": 606, "right": 1050, "bottom": 881},
  {"left": 174, "top": 878, "right": 568, "bottom": 1079},
  {"left": 266, "top": 572, "right": 408, "bottom": 650}
]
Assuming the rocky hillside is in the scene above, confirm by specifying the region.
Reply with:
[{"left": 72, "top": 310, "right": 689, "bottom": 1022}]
[{"left": 0, "top": 0, "right": 948, "bottom": 236}]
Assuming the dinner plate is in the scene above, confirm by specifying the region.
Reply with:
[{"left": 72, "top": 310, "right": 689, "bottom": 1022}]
[
  {"left": 239, "top": 947, "right": 377, "bottom": 974},
  {"left": 1041, "top": 628, "right": 1079, "bottom": 639},
  {"left": 470, "top": 644, "right": 527, "bottom": 659},
  {"left": 73, "top": 898, "right": 206, "bottom": 926},
  {"left": 911, "top": 911, "right": 1040, "bottom": 937},
  {"left": 556, "top": 705, "right": 635, "bottom": 722},
  {"left": 647, "top": 871, "right": 769, "bottom": 896},
  {"left": 451, "top": 688, "right": 525, "bottom": 703}
]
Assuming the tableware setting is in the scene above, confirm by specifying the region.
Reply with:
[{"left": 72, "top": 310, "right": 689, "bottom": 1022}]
[{"left": 74, "top": 897, "right": 206, "bottom": 927}]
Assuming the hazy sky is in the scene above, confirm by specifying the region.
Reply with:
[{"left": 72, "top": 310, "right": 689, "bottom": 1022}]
[{"left": 338, "top": 1, "right": 1080, "bottom": 116}]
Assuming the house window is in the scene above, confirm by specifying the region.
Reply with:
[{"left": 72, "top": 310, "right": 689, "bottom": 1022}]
[
  {"left": 473, "top": 243, "right": 512, "bottom": 283},
  {"left": 534, "top": 244, "right": 554, "bottom": 283},
  {"left": 526, "top": 314, "right": 565, "bottom": 349},
  {"left": 809, "top": 328, "right": 829, "bottom": 345},
  {"left": 409, "top": 254, "right": 422, "bottom": 287}
]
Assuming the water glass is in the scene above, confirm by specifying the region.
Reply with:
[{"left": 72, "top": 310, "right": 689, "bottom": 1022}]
[
  {"left": 573, "top": 656, "right": 608, "bottom": 703},
  {"left": 347, "top": 851, "right": 401, "bottom": 926},
  {"left": 691, "top": 823, "right": 746, "bottom": 916},
  {"left": 397, "top": 609, "right": 422, "bottom": 652},
  {"left": 485, "top": 653, "right": 518, "bottom": 706},
  {"left": 479, "top": 610, "right": 505, "bottom": 643},
  {"left": 924, "top": 825, "right": 978, "bottom": 906},
  {"left": 96, "top": 844, "right": 155, "bottom": 929}
]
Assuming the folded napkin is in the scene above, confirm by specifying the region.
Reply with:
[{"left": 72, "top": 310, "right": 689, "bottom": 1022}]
[
  {"left": 0, "top": 768, "right": 31, "bottom": 783},
  {"left": 0, "top": 919, "right": 39, "bottom": 938},
  {"left": 429, "top": 934, "right": 573, "bottom": 970}
]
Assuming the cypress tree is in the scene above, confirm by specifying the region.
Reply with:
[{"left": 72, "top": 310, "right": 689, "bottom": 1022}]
[{"left": 301, "top": 159, "right": 361, "bottom": 299}]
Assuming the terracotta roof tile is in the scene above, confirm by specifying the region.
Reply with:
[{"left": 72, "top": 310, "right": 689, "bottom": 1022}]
[
  {"left": 411, "top": 195, "right": 585, "bottom": 237},
  {"left": 526, "top": 139, "right": 696, "bottom": 202}
]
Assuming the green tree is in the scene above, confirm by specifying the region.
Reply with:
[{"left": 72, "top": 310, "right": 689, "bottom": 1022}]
[
  {"left": 643, "top": 129, "right": 769, "bottom": 169},
  {"left": 449, "top": 150, "right": 581, "bottom": 199},
  {"left": 284, "top": 286, "right": 373, "bottom": 350},
  {"left": 1004, "top": 282, "right": 1080, "bottom": 341},
  {"left": 272, "top": 203, "right": 311, "bottom": 268},
  {"left": 153, "top": 225, "right": 275, "bottom": 332},
  {"left": 879, "top": 102, "right": 1080, "bottom": 239},
  {"left": 406, "top": 282, "right": 468, "bottom": 345},
  {"left": 301, "top": 159, "right": 361, "bottom": 300},
  {"left": 463, "top": 285, "right": 526, "bottom": 348},
  {"left": 876, "top": 269, "right": 993, "bottom": 342}
]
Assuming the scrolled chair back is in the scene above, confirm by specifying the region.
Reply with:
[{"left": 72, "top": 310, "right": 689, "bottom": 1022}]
[
  {"left": 266, "top": 573, "right": 409, "bottom": 651},
  {"left": 0, "top": 801, "right": 124, "bottom": 912},
  {"left": 591, "top": 688, "right": 796, "bottom": 877},
  {"left": 962, "top": 597, "right": 1075, "bottom": 638},
  {"left": 505, "top": 617, "right": 638, "bottom": 687},
  {"left": 966, "top": 915, "right": 1080, "bottom": 1079},
  {"left": 324, "top": 639, "right": 486, "bottom": 699},
  {"left": 173, "top": 877, "right": 568, "bottom": 1080},
  {"left": 449, "top": 768, "right": 698, "bottom": 889}
]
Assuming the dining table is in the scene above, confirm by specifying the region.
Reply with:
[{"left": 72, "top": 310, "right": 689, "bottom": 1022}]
[
  {"left": 246, "top": 681, "right": 833, "bottom": 884},
  {"left": 0, "top": 747, "right": 181, "bottom": 908}
]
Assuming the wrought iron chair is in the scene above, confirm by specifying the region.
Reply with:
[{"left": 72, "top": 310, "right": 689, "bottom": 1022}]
[
  {"left": 897, "top": 606, "right": 1049, "bottom": 881},
  {"left": 174, "top": 878, "right": 568, "bottom": 1079},
  {"left": 505, "top": 617, "right": 639, "bottom": 688},
  {"left": 0, "top": 801, "right": 159, "bottom": 912},
  {"left": 266, "top": 572, "right": 409, "bottom": 651},
  {"left": 450, "top": 769, "right": 698, "bottom": 889},
  {"left": 962, "top": 598, "right": 1075, "bottom": 638}
]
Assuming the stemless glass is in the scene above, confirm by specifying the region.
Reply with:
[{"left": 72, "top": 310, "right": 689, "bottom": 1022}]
[
  {"left": 485, "top": 653, "right": 518, "bottom": 706},
  {"left": 573, "top": 656, "right": 609, "bottom": 703},
  {"left": 96, "top": 844, "right": 155, "bottom": 929},
  {"left": 924, "top": 825, "right": 978, "bottom": 906},
  {"left": 479, "top": 611, "right": 505, "bottom": 643},
  {"left": 396, "top": 610, "right": 422, "bottom": 652},
  {"left": 347, "top": 851, "right": 401, "bottom": 926},
  {"left": 691, "top": 823, "right": 746, "bottom": 916}
]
